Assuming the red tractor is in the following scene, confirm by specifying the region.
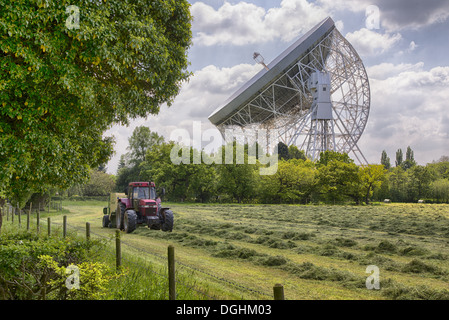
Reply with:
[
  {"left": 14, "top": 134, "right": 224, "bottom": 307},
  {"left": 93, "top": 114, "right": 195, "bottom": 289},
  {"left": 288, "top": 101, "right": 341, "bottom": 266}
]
[{"left": 103, "top": 182, "right": 173, "bottom": 233}]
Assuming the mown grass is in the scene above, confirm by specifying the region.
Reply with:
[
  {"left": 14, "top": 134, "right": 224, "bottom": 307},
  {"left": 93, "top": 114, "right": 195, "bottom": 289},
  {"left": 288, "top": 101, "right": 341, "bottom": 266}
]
[
  {"left": 47, "top": 201, "right": 449, "bottom": 299},
  {"left": 0, "top": 207, "right": 213, "bottom": 300}
]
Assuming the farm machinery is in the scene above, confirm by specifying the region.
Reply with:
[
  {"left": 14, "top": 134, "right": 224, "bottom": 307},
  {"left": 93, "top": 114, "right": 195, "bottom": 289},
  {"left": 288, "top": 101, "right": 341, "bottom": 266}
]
[{"left": 102, "top": 182, "right": 173, "bottom": 233}]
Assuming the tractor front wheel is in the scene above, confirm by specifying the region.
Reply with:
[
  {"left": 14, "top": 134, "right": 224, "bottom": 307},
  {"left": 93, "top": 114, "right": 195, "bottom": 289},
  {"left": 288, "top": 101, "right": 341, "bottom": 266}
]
[{"left": 102, "top": 215, "right": 110, "bottom": 228}]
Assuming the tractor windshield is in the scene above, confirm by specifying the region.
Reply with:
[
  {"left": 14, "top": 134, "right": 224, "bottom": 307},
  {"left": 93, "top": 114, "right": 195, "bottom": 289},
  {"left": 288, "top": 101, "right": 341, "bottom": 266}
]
[{"left": 133, "top": 187, "right": 156, "bottom": 200}]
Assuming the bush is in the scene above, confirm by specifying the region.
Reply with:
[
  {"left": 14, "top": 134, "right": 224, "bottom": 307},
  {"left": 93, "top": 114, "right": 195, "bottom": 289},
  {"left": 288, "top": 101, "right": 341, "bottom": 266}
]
[
  {"left": 39, "top": 255, "right": 121, "bottom": 300},
  {"left": 0, "top": 230, "right": 109, "bottom": 300}
]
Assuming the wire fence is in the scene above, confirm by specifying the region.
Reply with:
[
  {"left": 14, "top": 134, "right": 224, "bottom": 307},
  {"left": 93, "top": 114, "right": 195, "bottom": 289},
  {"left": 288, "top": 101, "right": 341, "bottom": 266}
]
[
  {"left": 66, "top": 220, "right": 274, "bottom": 300},
  {"left": 0, "top": 203, "right": 280, "bottom": 300}
]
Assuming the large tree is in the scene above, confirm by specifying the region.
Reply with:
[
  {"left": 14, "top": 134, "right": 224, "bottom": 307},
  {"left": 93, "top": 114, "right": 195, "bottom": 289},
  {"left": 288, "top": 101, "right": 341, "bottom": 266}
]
[
  {"left": 0, "top": 0, "right": 192, "bottom": 200},
  {"left": 259, "top": 159, "right": 315, "bottom": 204},
  {"left": 380, "top": 150, "right": 391, "bottom": 170},
  {"left": 359, "top": 164, "right": 387, "bottom": 204},
  {"left": 127, "top": 126, "right": 165, "bottom": 165},
  {"left": 216, "top": 142, "right": 259, "bottom": 203},
  {"left": 115, "top": 126, "right": 164, "bottom": 192},
  {"left": 315, "top": 153, "right": 361, "bottom": 204}
]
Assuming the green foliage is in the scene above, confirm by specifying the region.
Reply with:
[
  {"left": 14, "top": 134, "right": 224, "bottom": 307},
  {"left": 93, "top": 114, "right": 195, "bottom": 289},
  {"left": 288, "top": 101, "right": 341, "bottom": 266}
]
[
  {"left": 114, "top": 132, "right": 448, "bottom": 204},
  {"left": 429, "top": 179, "right": 449, "bottom": 202},
  {"left": 315, "top": 154, "right": 361, "bottom": 203},
  {"left": 288, "top": 145, "right": 307, "bottom": 161},
  {"left": 127, "top": 126, "right": 165, "bottom": 165},
  {"left": 317, "top": 150, "right": 354, "bottom": 166},
  {"left": 39, "top": 255, "right": 121, "bottom": 300},
  {"left": 0, "top": 230, "right": 107, "bottom": 299},
  {"left": 0, "top": 0, "right": 192, "bottom": 200},
  {"left": 79, "top": 169, "right": 115, "bottom": 197},
  {"left": 216, "top": 143, "right": 260, "bottom": 203},
  {"left": 359, "top": 164, "right": 387, "bottom": 204},
  {"left": 115, "top": 127, "right": 166, "bottom": 192},
  {"left": 381, "top": 150, "right": 391, "bottom": 170},
  {"left": 395, "top": 149, "right": 403, "bottom": 167},
  {"left": 259, "top": 159, "right": 315, "bottom": 204},
  {"left": 277, "top": 142, "right": 289, "bottom": 160}
]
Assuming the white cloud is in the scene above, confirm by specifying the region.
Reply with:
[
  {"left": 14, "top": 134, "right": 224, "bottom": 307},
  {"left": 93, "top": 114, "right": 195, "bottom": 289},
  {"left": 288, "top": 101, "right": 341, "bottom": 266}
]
[
  {"left": 366, "top": 62, "right": 424, "bottom": 80},
  {"left": 359, "top": 64, "right": 449, "bottom": 164},
  {"left": 105, "top": 63, "right": 262, "bottom": 173},
  {"left": 104, "top": 1, "right": 449, "bottom": 172},
  {"left": 317, "top": 0, "right": 366, "bottom": 13},
  {"left": 407, "top": 41, "right": 418, "bottom": 52},
  {"left": 334, "top": 20, "right": 344, "bottom": 32},
  {"left": 345, "top": 28, "right": 402, "bottom": 56},
  {"left": 318, "top": 0, "right": 449, "bottom": 32},
  {"left": 191, "top": 0, "right": 329, "bottom": 46}
]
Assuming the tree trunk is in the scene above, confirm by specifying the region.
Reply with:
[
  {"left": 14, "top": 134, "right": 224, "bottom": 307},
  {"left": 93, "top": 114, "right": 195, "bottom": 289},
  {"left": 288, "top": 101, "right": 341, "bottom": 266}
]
[
  {"left": 365, "top": 183, "right": 373, "bottom": 205},
  {"left": 0, "top": 198, "right": 3, "bottom": 233}
]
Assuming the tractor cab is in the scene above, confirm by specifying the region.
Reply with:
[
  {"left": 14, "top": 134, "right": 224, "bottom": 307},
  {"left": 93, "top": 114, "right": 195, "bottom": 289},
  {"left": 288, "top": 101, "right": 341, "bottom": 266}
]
[{"left": 126, "top": 182, "right": 160, "bottom": 218}]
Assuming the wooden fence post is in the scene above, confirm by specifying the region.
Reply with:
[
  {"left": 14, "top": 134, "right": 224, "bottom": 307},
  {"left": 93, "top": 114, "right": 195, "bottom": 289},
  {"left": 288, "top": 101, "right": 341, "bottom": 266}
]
[
  {"left": 63, "top": 215, "right": 67, "bottom": 238},
  {"left": 115, "top": 230, "right": 121, "bottom": 272},
  {"left": 168, "top": 245, "right": 176, "bottom": 300},
  {"left": 27, "top": 203, "right": 31, "bottom": 231},
  {"left": 36, "top": 210, "right": 40, "bottom": 233},
  {"left": 86, "top": 222, "right": 90, "bottom": 240},
  {"left": 273, "top": 284, "right": 284, "bottom": 300},
  {"left": 47, "top": 217, "right": 51, "bottom": 236}
]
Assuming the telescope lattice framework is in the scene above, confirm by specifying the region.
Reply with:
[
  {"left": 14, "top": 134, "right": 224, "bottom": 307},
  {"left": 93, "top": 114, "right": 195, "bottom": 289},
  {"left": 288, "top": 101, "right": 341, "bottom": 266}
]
[{"left": 208, "top": 17, "right": 370, "bottom": 163}]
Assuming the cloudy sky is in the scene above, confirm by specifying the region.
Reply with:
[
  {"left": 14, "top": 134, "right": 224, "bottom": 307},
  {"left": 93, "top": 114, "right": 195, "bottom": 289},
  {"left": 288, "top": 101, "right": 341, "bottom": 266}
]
[{"left": 105, "top": 0, "right": 449, "bottom": 174}]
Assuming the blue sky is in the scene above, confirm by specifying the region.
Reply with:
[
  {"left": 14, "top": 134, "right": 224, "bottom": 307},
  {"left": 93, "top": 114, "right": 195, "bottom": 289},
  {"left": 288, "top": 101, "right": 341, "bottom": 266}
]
[{"left": 106, "top": 0, "right": 449, "bottom": 173}]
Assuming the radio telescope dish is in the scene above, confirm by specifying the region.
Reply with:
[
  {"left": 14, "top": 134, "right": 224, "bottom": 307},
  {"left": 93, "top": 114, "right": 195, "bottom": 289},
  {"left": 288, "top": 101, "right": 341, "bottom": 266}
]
[{"left": 208, "top": 17, "right": 370, "bottom": 163}]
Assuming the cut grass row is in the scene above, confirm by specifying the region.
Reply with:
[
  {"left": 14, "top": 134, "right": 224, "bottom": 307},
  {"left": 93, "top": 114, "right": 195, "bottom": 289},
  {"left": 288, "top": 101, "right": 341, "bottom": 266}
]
[{"left": 58, "top": 201, "right": 449, "bottom": 300}]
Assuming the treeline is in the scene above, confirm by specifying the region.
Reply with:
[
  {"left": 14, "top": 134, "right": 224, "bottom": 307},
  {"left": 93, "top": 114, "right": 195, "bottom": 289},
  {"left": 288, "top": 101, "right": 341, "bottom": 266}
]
[
  {"left": 378, "top": 149, "right": 449, "bottom": 203},
  {"left": 116, "top": 127, "right": 449, "bottom": 204}
]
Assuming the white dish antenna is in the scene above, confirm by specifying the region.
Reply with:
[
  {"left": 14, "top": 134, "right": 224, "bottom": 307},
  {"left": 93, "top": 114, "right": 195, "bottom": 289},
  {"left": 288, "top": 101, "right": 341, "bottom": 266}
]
[{"left": 208, "top": 17, "right": 370, "bottom": 163}]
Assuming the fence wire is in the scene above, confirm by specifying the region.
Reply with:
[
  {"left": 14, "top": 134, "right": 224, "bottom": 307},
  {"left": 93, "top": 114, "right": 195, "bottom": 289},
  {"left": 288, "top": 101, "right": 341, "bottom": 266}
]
[
  {"left": 1, "top": 205, "right": 274, "bottom": 300},
  {"left": 63, "top": 221, "right": 272, "bottom": 300}
]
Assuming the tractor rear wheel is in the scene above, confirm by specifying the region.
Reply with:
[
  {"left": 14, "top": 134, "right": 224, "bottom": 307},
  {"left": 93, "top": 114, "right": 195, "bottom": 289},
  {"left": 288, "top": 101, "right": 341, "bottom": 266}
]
[
  {"left": 116, "top": 203, "right": 125, "bottom": 230},
  {"left": 124, "top": 210, "right": 137, "bottom": 234},
  {"left": 161, "top": 210, "right": 174, "bottom": 232}
]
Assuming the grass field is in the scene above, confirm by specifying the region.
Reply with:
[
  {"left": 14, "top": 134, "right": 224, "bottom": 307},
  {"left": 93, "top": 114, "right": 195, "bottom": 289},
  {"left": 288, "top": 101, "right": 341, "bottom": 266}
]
[{"left": 56, "top": 200, "right": 449, "bottom": 300}]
